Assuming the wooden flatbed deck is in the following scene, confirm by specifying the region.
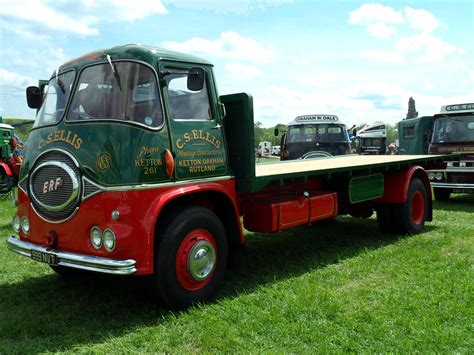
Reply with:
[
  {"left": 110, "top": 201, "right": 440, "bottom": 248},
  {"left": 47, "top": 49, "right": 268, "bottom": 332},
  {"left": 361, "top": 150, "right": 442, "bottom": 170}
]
[{"left": 256, "top": 155, "right": 443, "bottom": 177}]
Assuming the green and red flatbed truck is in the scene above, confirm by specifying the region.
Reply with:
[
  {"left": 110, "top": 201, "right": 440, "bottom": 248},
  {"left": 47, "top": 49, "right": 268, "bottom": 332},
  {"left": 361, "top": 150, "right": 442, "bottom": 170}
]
[{"left": 7, "top": 45, "right": 449, "bottom": 307}]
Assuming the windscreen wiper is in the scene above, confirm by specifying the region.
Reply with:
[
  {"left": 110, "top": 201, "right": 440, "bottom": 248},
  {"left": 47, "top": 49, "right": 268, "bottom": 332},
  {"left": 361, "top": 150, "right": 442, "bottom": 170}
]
[
  {"left": 56, "top": 67, "right": 65, "bottom": 94},
  {"left": 107, "top": 54, "right": 122, "bottom": 91}
]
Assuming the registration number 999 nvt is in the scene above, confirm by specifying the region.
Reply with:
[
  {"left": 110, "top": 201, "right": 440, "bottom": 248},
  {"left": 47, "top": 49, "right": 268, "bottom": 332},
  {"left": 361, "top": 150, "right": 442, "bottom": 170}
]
[{"left": 31, "top": 250, "right": 59, "bottom": 265}]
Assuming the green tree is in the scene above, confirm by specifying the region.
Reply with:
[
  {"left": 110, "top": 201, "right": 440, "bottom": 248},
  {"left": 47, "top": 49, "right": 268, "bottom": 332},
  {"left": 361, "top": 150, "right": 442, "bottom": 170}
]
[
  {"left": 386, "top": 123, "right": 398, "bottom": 143},
  {"left": 406, "top": 97, "right": 418, "bottom": 119}
]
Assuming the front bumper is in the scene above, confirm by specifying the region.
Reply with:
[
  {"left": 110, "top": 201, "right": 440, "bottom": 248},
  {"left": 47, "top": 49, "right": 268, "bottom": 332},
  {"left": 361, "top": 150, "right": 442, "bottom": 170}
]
[
  {"left": 431, "top": 182, "right": 474, "bottom": 190},
  {"left": 6, "top": 236, "right": 137, "bottom": 275}
]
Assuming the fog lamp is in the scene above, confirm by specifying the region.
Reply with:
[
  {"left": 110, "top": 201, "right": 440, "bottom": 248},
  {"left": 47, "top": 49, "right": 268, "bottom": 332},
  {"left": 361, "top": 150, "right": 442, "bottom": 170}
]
[
  {"left": 90, "top": 226, "right": 102, "bottom": 249},
  {"left": 21, "top": 216, "right": 30, "bottom": 234},
  {"left": 103, "top": 229, "right": 116, "bottom": 252},
  {"left": 435, "top": 172, "right": 443, "bottom": 181},
  {"left": 428, "top": 172, "right": 435, "bottom": 180},
  {"left": 12, "top": 215, "right": 21, "bottom": 233}
]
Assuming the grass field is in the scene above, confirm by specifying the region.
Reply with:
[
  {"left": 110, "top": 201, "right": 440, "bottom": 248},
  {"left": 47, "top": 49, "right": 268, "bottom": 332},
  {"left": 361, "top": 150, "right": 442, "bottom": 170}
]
[{"left": 0, "top": 192, "right": 472, "bottom": 353}]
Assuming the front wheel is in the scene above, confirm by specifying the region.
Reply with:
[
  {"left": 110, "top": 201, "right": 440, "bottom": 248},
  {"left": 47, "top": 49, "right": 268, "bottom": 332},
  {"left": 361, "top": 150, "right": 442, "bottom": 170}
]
[{"left": 155, "top": 206, "right": 228, "bottom": 308}]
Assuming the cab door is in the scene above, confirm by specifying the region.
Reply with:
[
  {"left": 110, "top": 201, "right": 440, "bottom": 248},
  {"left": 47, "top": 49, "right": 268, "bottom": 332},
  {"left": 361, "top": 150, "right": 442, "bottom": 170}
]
[{"left": 160, "top": 62, "right": 228, "bottom": 181}]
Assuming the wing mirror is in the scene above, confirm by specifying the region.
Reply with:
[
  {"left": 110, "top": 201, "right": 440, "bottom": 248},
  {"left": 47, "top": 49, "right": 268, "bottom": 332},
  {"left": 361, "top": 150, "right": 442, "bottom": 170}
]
[
  {"left": 187, "top": 67, "right": 205, "bottom": 91},
  {"left": 26, "top": 86, "right": 43, "bottom": 109}
]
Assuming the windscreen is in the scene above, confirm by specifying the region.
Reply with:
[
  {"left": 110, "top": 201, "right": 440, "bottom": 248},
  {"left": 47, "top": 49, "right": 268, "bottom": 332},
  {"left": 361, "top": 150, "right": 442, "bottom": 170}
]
[
  {"left": 431, "top": 114, "right": 474, "bottom": 143},
  {"left": 286, "top": 124, "right": 348, "bottom": 143},
  {"left": 67, "top": 62, "right": 163, "bottom": 128},
  {"left": 33, "top": 70, "right": 75, "bottom": 128}
]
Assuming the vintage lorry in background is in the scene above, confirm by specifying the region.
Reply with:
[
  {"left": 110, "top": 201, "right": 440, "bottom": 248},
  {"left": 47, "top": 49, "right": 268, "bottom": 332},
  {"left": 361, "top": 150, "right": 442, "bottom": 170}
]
[
  {"left": 256, "top": 141, "right": 271, "bottom": 157},
  {"left": 7, "top": 45, "right": 449, "bottom": 307},
  {"left": 0, "top": 117, "right": 24, "bottom": 195},
  {"left": 352, "top": 122, "right": 387, "bottom": 155},
  {"left": 280, "top": 115, "right": 351, "bottom": 160},
  {"left": 398, "top": 103, "right": 474, "bottom": 201}
]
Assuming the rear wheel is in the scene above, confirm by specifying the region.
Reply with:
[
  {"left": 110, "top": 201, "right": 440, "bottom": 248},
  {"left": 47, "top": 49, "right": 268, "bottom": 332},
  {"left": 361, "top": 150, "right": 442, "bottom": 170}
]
[
  {"left": 433, "top": 187, "right": 450, "bottom": 201},
  {"left": 155, "top": 206, "right": 228, "bottom": 308},
  {"left": 377, "top": 178, "right": 428, "bottom": 235}
]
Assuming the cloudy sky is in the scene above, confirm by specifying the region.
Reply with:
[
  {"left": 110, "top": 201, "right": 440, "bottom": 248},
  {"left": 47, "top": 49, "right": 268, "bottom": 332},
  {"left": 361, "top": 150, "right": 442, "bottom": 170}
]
[{"left": 0, "top": 0, "right": 473, "bottom": 127}]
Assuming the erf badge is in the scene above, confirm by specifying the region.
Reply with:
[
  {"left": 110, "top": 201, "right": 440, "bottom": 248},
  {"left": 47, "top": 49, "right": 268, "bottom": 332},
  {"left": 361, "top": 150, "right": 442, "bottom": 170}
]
[{"left": 97, "top": 152, "right": 112, "bottom": 172}]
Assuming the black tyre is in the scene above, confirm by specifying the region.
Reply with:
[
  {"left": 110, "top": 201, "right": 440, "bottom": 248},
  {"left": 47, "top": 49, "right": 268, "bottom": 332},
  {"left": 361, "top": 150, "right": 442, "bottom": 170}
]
[
  {"left": 155, "top": 206, "right": 228, "bottom": 308},
  {"left": 377, "top": 178, "right": 428, "bottom": 235},
  {"left": 433, "top": 187, "right": 450, "bottom": 201},
  {"left": 399, "top": 178, "right": 428, "bottom": 234}
]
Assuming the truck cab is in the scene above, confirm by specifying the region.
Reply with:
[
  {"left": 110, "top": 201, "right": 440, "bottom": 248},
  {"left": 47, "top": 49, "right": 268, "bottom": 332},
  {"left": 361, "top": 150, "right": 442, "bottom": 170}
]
[
  {"left": 352, "top": 122, "right": 387, "bottom": 155},
  {"left": 280, "top": 115, "right": 351, "bottom": 160},
  {"left": 427, "top": 103, "right": 474, "bottom": 200}
]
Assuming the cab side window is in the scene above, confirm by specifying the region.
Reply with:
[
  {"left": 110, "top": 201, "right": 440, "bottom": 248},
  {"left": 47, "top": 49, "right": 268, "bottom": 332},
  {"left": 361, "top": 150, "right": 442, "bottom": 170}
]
[{"left": 165, "top": 70, "right": 212, "bottom": 120}]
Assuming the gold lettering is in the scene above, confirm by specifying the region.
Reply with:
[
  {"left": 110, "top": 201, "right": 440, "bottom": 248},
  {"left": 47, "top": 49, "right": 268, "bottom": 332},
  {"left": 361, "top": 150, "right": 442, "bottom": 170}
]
[
  {"left": 176, "top": 139, "right": 184, "bottom": 149},
  {"left": 192, "top": 130, "right": 199, "bottom": 139},
  {"left": 74, "top": 138, "right": 83, "bottom": 149},
  {"left": 184, "top": 133, "right": 191, "bottom": 143}
]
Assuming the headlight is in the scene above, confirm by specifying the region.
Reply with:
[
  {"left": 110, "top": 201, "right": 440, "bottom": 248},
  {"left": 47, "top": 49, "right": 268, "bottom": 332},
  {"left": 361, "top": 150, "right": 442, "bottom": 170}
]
[
  {"left": 21, "top": 217, "right": 30, "bottom": 234},
  {"left": 90, "top": 226, "right": 102, "bottom": 249},
  {"left": 428, "top": 172, "right": 435, "bottom": 180},
  {"left": 12, "top": 215, "right": 21, "bottom": 233},
  {"left": 435, "top": 172, "right": 443, "bottom": 181},
  {"left": 103, "top": 229, "right": 116, "bottom": 252}
]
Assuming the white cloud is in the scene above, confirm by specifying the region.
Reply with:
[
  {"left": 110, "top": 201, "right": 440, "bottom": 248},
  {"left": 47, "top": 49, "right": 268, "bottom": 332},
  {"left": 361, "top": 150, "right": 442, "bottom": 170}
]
[
  {"left": 349, "top": 3, "right": 464, "bottom": 64},
  {"left": 404, "top": 7, "right": 439, "bottom": 34},
  {"left": 360, "top": 50, "right": 404, "bottom": 63},
  {"left": 84, "top": 0, "right": 167, "bottom": 21},
  {"left": 162, "top": 31, "right": 276, "bottom": 64},
  {"left": 225, "top": 63, "right": 263, "bottom": 81},
  {"left": 4, "top": 47, "right": 68, "bottom": 74},
  {"left": 396, "top": 34, "right": 464, "bottom": 63},
  {"left": 469, "top": 69, "right": 474, "bottom": 82},
  {"left": 0, "top": 68, "right": 37, "bottom": 104},
  {"left": 163, "top": 0, "right": 293, "bottom": 14},
  {"left": 366, "top": 22, "right": 397, "bottom": 39},
  {"left": 0, "top": 0, "right": 167, "bottom": 38},
  {"left": 0, "top": 69, "right": 36, "bottom": 88},
  {"left": 349, "top": 3, "right": 404, "bottom": 25},
  {"left": 0, "top": 1, "right": 99, "bottom": 36}
]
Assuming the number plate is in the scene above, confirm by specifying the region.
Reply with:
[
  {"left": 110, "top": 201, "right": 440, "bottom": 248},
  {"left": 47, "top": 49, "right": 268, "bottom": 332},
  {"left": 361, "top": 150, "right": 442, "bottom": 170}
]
[{"left": 31, "top": 250, "right": 59, "bottom": 265}]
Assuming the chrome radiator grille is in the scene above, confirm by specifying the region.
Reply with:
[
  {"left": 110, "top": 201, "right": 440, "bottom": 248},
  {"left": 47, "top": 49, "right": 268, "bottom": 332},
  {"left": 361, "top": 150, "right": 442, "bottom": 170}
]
[{"left": 29, "top": 151, "right": 81, "bottom": 221}]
